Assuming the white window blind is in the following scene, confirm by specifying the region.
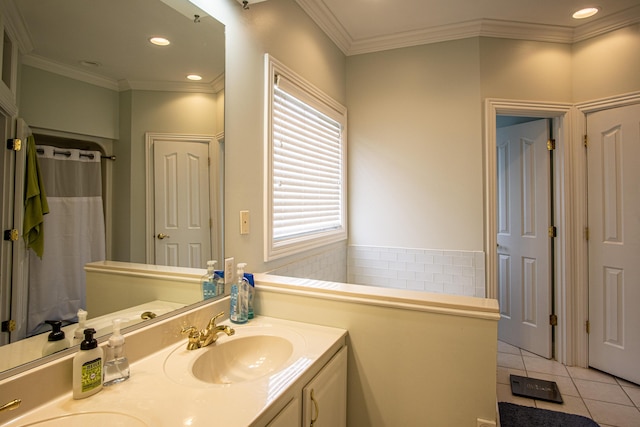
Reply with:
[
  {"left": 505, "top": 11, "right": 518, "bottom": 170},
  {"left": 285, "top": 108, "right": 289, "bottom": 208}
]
[
  {"left": 272, "top": 84, "right": 342, "bottom": 240},
  {"left": 266, "top": 55, "right": 347, "bottom": 260}
]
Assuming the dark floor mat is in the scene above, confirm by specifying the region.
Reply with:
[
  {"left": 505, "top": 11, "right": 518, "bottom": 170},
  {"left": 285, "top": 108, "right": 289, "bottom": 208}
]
[
  {"left": 499, "top": 402, "right": 600, "bottom": 427},
  {"left": 510, "top": 374, "right": 563, "bottom": 403}
]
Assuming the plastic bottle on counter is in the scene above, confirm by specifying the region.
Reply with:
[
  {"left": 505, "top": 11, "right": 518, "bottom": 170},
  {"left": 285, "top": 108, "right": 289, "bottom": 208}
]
[
  {"left": 72, "top": 328, "right": 103, "bottom": 399},
  {"left": 103, "top": 319, "right": 130, "bottom": 386},
  {"left": 230, "top": 263, "right": 249, "bottom": 324}
]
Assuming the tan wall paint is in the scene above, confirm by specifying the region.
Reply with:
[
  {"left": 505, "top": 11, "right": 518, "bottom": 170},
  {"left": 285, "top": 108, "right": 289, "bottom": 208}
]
[
  {"left": 572, "top": 24, "right": 640, "bottom": 102},
  {"left": 346, "top": 39, "right": 483, "bottom": 250}
]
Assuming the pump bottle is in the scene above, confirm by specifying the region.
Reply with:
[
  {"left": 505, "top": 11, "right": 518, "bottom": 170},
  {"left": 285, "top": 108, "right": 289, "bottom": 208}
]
[
  {"left": 103, "top": 318, "right": 130, "bottom": 386},
  {"left": 73, "top": 328, "right": 103, "bottom": 399},
  {"left": 201, "top": 260, "right": 218, "bottom": 300},
  {"left": 230, "top": 263, "right": 249, "bottom": 324}
]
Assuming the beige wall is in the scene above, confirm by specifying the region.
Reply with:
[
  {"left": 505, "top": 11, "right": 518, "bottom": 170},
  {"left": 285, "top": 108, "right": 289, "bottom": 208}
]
[
  {"left": 18, "top": 65, "right": 119, "bottom": 139},
  {"left": 346, "top": 38, "right": 484, "bottom": 250},
  {"left": 572, "top": 24, "right": 640, "bottom": 102},
  {"left": 196, "top": 0, "right": 347, "bottom": 272}
]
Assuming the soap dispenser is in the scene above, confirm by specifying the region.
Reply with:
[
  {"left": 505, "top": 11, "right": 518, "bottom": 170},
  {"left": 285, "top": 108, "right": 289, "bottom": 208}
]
[
  {"left": 74, "top": 309, "right": 88, "bottom": 340},
  {"left": 201, "top": 260, "right": 219, "bottom": 300},
  {"left": 104, "top": 318, "right": 130, "bottom": 386},
  {"left": 73, "top": 328, "right": 103, "bottom": 399},
  {"left": 230, "top": 263, "right": 249, "bottom": 324},
  {"left": 42, "top": 320, "right": 69, "bottom": 356}
]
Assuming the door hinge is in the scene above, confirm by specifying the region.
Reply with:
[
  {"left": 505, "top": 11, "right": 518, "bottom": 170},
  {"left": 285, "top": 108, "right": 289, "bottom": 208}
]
[
  {"left": 1, "top": 319, "right": 16, "bottom": 332},
  {"left": 548, "top": 226, "right": 557, "bottom": 238},
  {"left": 585, "top": 227, "right": 590, "bottom": 241},
  {"left": 6, "top": 138, "right": 21, "bottom": 151},
  {"left": 583, "top": 134, "right": 588, "bottom": 148},
  {"left": 586, "top": 320, "right": 590, "bottom": 334},
  {"left": 547, "top": 139, "right": 556, "bottom": 151},
  {"left": 3, "top": 229, "right": 18, "bottom": 241},
  {"left": 550, "top": 314, "right": 558, "bottom": 326}
]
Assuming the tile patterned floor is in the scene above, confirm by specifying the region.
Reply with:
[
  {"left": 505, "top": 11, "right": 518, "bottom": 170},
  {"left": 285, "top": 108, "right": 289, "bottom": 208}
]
[{"left": 497, "top": 341, "right": 640, "bottom": 427}]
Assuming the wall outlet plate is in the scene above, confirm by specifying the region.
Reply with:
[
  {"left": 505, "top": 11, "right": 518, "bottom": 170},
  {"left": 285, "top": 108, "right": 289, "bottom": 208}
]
[
  {"left": 224, "top": 257, "right": 234, "bottom": 285},
  {"left": 240, "top": 210, "right": 249, "bottom": 235}
]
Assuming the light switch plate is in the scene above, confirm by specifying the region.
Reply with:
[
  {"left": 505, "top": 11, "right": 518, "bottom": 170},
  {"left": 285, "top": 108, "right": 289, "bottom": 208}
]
[{"left": 240, "top": 210, "right": 250, "bottom": 235}]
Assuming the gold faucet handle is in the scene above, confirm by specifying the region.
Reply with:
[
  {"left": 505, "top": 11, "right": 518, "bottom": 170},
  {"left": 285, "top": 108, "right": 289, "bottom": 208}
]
[
  {"left": 208, "top": 311, "right": 225, "bottom": 328},
  {"left": 181, "top": 326, "right": 201, "bottom": 350}
]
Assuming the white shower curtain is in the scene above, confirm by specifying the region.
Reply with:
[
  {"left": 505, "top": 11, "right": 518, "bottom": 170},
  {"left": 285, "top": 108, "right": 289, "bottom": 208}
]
[{"left": 27, "top": 145, "right": 106, "bottom": 335}]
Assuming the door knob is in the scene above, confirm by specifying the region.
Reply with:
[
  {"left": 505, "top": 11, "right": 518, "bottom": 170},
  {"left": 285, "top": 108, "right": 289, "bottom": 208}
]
[{"left": 157, "top": 233, "right": 170, "bottom": 240}]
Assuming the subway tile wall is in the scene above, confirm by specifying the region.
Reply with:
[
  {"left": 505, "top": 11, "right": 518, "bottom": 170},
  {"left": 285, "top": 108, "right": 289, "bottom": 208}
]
[
  {"left": 266, "top": 243, "right": 348, "bottom": 283},
  {"left": 348, "top": 246, "right": 486, "bottom": 298},
  {"left": 266, "top": 243, "right": 486, "bottom": 298}
]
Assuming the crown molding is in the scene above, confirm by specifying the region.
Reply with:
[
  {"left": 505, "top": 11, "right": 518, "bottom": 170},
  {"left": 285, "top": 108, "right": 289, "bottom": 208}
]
[
  {"left": 22, "top": 54, "right": 223, "bottom": 94},
  {"left": 295, "top": 0, "right": 640, "bottom": 56},
  {"left": 573, "top": 4, "right": 640, "bottom": 42}
]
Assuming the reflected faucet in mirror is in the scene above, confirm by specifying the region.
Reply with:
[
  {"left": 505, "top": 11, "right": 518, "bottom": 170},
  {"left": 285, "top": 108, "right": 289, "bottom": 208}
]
[{"left": 0, "top": 0, "right": 225, "bottom": 378}]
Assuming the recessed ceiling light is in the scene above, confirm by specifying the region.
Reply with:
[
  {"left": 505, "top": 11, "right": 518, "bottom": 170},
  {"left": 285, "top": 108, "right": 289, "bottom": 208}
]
[
  {"left": 572, "top": 7, "right": 599, "bottom": 19},
  {"left": 149, "top": 37, "right": 170, "bottom": 46},
  {"left": 187, "top": 74, "right": 203, "bottom": 81}
]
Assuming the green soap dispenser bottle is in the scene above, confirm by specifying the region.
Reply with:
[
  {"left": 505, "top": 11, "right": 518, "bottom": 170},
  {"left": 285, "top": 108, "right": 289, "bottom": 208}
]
[{"left": 73, "top": 328, "right": 103, "bottom": 399}]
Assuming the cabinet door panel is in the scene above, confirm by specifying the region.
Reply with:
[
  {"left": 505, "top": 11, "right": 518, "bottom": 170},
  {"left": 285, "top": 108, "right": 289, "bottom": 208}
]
[
  {"left": 267, "top": 396, "right": 300, "bottom": 427},
  {"left": 303, "top": 346, "right": 347, "bottom": 427}
]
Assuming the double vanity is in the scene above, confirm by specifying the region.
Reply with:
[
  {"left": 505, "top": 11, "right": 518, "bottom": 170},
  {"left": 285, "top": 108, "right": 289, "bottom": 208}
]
[
  {"left": 1, "top": 262, "right": 500, "bottom": 426},
  {"left": 0, "top": 301, "right": 347, "bottom": 426}
]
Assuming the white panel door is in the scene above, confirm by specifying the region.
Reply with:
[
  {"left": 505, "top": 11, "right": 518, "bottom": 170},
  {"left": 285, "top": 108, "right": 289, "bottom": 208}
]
[
  {"left": 497, "top": 120, "right": 552, "bottom": 358},
  {"left": 587, "top": 103, "right": 640, "bottom": 384},
  {"left": 154, "top": 140, "right": 211, "bottom": 268}
]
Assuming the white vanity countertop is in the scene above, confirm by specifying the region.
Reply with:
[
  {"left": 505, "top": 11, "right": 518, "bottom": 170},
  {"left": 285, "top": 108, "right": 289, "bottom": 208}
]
[{"left": 3, "top": 316, "right": 347, "bottom": 427}]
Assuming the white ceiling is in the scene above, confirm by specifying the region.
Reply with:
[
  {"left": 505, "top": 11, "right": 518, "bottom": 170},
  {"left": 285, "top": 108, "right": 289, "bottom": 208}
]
[
  {"left": 7, "top": 0, "right": 640, "bottom": 88},
  {"left": 8, "top": 0, "right": 225, "bottom": 92},
  {"left": 293, "top": 0, "right": 640, "bottom": 55}
]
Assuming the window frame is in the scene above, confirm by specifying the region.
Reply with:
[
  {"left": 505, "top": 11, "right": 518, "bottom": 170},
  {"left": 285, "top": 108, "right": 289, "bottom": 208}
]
[{"left": 264, "top": 54, "right": 347, "bottom": 261}]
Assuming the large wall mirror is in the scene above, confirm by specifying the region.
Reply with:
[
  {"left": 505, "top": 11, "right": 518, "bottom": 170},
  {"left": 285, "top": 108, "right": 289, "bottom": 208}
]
[{"left": 0, "top": 0, "right": 225, "bottom": 377}]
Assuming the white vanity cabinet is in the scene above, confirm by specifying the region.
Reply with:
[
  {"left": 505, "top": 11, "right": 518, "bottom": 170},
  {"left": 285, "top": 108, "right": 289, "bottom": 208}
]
[
  {"left": 302, "top": 345, "right": 347, "bottom": 427},
  {"left": 267, "top": 345, "right": 347, "bottom": 427}
]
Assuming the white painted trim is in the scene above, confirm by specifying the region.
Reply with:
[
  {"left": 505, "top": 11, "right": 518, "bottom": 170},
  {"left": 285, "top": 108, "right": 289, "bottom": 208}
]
[
  {"left": 485, "top": 99, "right": 574, "bottom": 364},
  {"left": 256, "top": 273, "right": 500, "bottom": 321},
  {"left": 294, "top": 1, "right": 640, "bottom": 56}
]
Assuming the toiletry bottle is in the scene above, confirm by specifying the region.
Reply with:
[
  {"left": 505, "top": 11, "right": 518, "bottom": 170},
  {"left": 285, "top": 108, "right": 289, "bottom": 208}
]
[
  {"left": 73, "top": 328, "right": 103, "bottom": 399},
  {"left": 245, "top": 272, "right": 255, "bottom": 319},
  {"left": 104, "top": 318, "right": 130, "bottom": 386},
  {"left": 42, "top": 320, "right": 69, "bottom": 356},
  {"left": 214, "top": 269, "right": 225, "bottom": 296},
  {"left": 230, "top": 263, "right": 249, "bottom": 324},
  {"left": 201, "top": 260, "right": 218, "bottom": 300},
  {"left": 74, "top": 309, "right": 88, "bottom": 340}
]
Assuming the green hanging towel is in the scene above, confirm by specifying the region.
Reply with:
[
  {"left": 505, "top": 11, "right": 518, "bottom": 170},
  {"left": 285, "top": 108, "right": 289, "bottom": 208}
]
[{"left": 23, "top": 136, "right": 49, "bottom": 258}]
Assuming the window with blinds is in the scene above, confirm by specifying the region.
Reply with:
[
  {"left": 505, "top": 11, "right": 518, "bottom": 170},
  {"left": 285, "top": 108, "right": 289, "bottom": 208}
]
[{"left": 265, "top": 55, "right": 347, "bottom": 260}]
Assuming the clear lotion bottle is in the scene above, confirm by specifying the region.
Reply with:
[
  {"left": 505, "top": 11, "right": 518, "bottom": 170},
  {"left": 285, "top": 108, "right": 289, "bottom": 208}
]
[
  {"left": 73, "top": 328, "right": 103, "bottom": 399},
  {"left": 104, "top": 318, "right": 130, "bottom": 386},
  {"left": 230, "top": 263, "right": 249, "bottom": 324}
]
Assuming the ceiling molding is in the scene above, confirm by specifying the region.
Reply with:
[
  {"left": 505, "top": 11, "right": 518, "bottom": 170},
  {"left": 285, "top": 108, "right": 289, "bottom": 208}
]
[
  {"left": 573, "top": 4, "right": 640, "bottom": 42},
  {"left": 295, "top": 1, "right": 640, "bottom": 56},
  {"left": 23, "top": 54, "right": 222, "bottom": 94}
]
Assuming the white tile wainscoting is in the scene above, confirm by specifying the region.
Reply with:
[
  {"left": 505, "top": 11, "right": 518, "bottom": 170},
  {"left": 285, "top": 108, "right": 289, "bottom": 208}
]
[
  {"left": 348, "top": 246, "right": 486, "bottom": 298},
  {"left": 267, "top": 244, "right": 486, "bottom": 299}
]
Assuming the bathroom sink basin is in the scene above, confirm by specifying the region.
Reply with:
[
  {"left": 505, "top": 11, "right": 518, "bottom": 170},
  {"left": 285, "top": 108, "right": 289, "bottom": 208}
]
[
  {"left": 192, "top": 335, "right": 293, "bottom": 384},
  {"left": 164, "top": 324, "right": 306, "bottom": 387},
  {"left": 20, "top": 412, "right": 148, "bottom": 426}
]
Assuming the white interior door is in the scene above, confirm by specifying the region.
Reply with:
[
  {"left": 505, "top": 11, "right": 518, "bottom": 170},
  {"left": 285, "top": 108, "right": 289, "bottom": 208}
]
[
  {"left": 153, "top": 139, "right": 211, "bottom": 268},
  {"left": 497, "top": 119, "right": 552, "bottom": 358},
  {"left": 587, "top": 103, "right": 640, "bottom": 384}
]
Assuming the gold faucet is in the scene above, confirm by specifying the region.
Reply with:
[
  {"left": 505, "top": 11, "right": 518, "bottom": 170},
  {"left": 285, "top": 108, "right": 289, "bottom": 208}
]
[{"left": 181, "top": 311, "right": 235, "bottom": 350}]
